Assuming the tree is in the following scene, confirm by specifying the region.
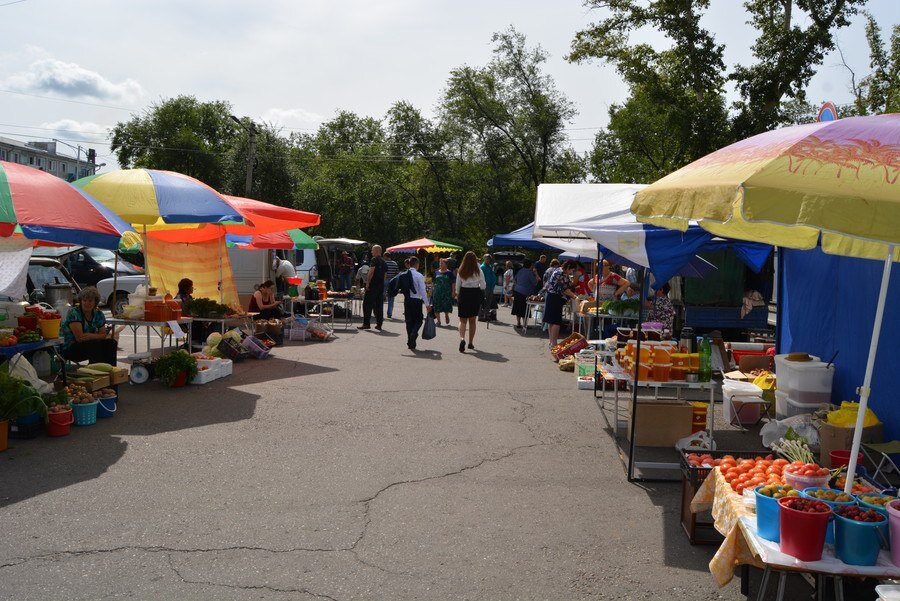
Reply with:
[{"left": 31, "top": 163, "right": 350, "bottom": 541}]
[
  {"left": 570, "top": 0, "right": 732, "bottom": 182},
  {"left": 443, "top": 27, "right": 578, "bottom": 189},
  {"left": 844, "top": 13, "right": 900, "bottom": 115},
  {"left": 224, "top": 122, "right": 296, "bottom": 205},
  {"left": 109, "top": 95, "right": 236, "bottom": 190},
  {"left": 731, "top": 0, "right": 866, "bottom": 136}
]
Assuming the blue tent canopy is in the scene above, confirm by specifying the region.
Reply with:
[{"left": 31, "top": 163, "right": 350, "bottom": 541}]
[{"left": 487, "top": 222, "right": 558, "bottom": 250}]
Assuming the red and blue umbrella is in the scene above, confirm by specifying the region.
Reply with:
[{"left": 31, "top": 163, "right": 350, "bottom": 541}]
[{"left": 0, "top": 161, "right": 135, "bottom": 250}]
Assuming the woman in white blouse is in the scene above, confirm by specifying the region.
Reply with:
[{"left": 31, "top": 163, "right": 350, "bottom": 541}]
[{"left": 454, "top": 251, "right": 486, "bottom": 353}]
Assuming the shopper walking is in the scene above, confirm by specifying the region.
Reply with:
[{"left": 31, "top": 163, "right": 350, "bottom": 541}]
[
  {"left": 502, "top": 261, "right": 514, "bottom": 306},
  {"left": 543, "top": 260, "right": 579, "bottom": 352},
  {"left": 403, "top": 256, "right": 430, "bottom": 350},
  {"left": 338, "top": 251, "right": 354, "bottom": 291},
  {"left": 455, "top": 251, "right": 485, "bottom": 352},
  {"left": 361, "top": 245, "right": 387, "bottom": 330},
  {"left": 512, "top": 258, "right": 538, "bottom": 329},
  {"left": 383, "top": 252, "right": 399, "bottom": 319},
  {"left": 431, "top": 258, "right": 455, "bottom": 325},
  {"left": 480, "top": 254, "right": 497, "bottom": 322}
]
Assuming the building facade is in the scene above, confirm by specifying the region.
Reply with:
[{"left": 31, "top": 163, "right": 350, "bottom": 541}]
[{"left": 0, "top": 137, "right": 98, "bottom": 181}]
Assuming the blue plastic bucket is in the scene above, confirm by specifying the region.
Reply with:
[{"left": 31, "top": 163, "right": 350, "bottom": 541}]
[
  {"left": 834, "top": 512, "right": 887, "bottom": 566},
  {"left": 14, "top": 411, "right": 41, "bottom": 426},
  {"left": 857, "top": 494, "right": 895, "bottom": 546},
  {"left": 755, "top": 486, "right": 781, "bottom": 542},
  {"left": 72, "top": 401, "right": 98, "bottom": 426},
  {"left": 801, "top": 488, "right": 856, "bottom": 545},
  {"left": 96, "top": 396, "right": 117, "bottom": 418}
]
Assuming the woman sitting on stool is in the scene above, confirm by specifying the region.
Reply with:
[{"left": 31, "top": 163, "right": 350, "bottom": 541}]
[
  {"left": 61, "top": 287, "right": 118, "bottom": 365},
  {"left": 248, "top": 280, "right": 285, "bottom": 320}
]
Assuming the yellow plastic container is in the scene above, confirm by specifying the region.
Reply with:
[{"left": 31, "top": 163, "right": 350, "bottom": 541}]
[
  {"left": 671, "top": 353, "right": 689, "bottom": 368},
  {"left": 39, "top": 318, "right": 61, "bottom": 339},
  {"left": 689, "top": 353, "right": 700, "bottom": 369}
]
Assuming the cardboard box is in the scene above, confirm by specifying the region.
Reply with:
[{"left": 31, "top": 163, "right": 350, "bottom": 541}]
[
  {"left": 626, "top": 400, "right": 695, "bottom": 447},
  {"left": 725, "top": 370, "right": 752, "bottom": 382},
  {"left": 819, "top": 422, "right": 884, "bottom": 467},
  {"left": 739, "top": 355, "right": 773, "bottom": 373}
]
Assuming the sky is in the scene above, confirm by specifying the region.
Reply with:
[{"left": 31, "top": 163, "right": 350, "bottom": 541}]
[{"left": 0, "top": 0, "right": 896, "bottom": 171}]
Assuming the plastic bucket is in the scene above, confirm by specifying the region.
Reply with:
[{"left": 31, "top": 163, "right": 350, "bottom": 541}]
[
  {"left": 15, "top": 411, "right": 41, "bottom": 426},
  {"left": 17, "top": 315, "right": 37, "bottom": 330},
  {"left": 652, "top": 363, "right": 672, "bottom": 382},
  {"left": 72, "top": 401, "right": 99, "bottom": 426},
  {"left": 39, "top": 317, "right": 61, "bottom": 339},
  {"left": 834, "top": 512, "right": 886, "bottom": 566},
  {"left": 47, "top": 410, "right": 74, "bottom": 437},
  {"left": 831, "top": 450, "right": 864, "bottom": 470},
  {"left": 857, "top": 494, "right": 894, "bottom": 545},
  {"left": 96, "top": 396, "right": 117, "bottom": 418},
  {"left": 800, "top": 488, "right": 856, "bottom": 545},
  {"left": 755, "top": 486, "right": 781, "bottom": 542},
  {"left": 778, "top": 497, "right": 832, "bottom": 561},
  {"left": 887, "top": 500, "right": 900, "bottom": 566}
]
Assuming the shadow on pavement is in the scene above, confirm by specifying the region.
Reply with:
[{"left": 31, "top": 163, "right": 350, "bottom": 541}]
[
  {"left": 407, "top": 349, "right": 442, "bottom": 360},
  {"left": 469, "top": 350, "right": 508, "bottom": 363},
  {"left": 224, "top": 356, "right": 339, "bottom": 385},
  {"left": 0, "top": 385, "right": 260, "bottom": 508}
]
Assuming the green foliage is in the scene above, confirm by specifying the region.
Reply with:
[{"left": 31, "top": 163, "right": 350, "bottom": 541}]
[
  {"left": 0, "top": 367, "right": 48, "bottom": 422},
  {"left": 110, "top": 95, "right": 237, "bottom": 190},
  {"left": 731, "top": 0, "right": 866, "bottom": 136},
  {"left": 154, "top": 350, "right": 198, "bottom": 387},
  {"left": 845, "top": 13, "right": 900, "bottom": 115},
  {"left": 185, "top": 297, "right": 233, "bottom": 319}
]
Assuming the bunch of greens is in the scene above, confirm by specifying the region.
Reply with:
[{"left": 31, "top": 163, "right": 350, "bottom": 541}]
[
  {"left": 0, "top": 367, "right": 48, "bottom": 423},
  {"left": 185, "top": 297, "right": 233, "bottom": 318},
  {"left": 154, "top": 350, "right": 198, "bottom": 386}
]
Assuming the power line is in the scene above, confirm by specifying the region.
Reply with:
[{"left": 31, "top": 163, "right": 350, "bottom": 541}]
[{"left": 0, "top": 89, "right": 137, "bottom": 112}]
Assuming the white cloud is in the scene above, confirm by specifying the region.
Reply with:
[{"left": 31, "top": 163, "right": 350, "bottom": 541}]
[
  {"left": 261, "top": 107, "right": 324, "bottom": 130},
  {"left": 40, "top": 119, "right": 110, "bottom": 144},
  {"left": 4, "top": 59, "right": 143, "bottom": 103}
]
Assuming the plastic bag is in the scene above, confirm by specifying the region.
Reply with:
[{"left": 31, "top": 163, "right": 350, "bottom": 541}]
[
  {"left": 9, "top": 353, "right": 52, "bottom": 394},
  {"left": 827, "top": 401, "right": 880, "bottom": 428},
  {"left": 675, "top": 430, "right": 716, "bottom": 452},
  {"left": 760, "top": 414, "right": 820, "bottom": 451},
  {"left": 753, "top": 371, "right": 776, "bottom": 390}
]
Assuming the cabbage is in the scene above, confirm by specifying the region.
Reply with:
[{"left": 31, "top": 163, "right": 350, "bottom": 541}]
[
  {"left": 223, "top": 329, "right": 242, "bottom": 342},
  {"left": 206, "top": 332, "right": 223, "bottom": 346}
]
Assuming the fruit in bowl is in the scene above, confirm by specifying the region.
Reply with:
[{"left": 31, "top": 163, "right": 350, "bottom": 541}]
[
  {"left": 805, "top": 488, "right": 853, "bottom": 502},
  {"left": 858, "top": 494, "right": 897, "bottom": 507},
  {"left": 780, "top": 497, "right": 831, "bottom": 513},
  {"left": 756, "top": 484, "right": 799, "bottom": 499},
  {"left": 835, "top": 505, "right": 885, "bottom": 522},
  {"left": 784, "top": 462, "right": 830, "bottom": 477}
]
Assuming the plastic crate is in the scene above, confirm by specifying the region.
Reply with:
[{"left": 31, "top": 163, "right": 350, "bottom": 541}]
[
  {"left": 217, "top": 338, "right": 248, "bottom": 361},
  {"left": 241, "top": 335, "right": 270, "bottom": 359},
  {"left": 679, "top": 449, "right": 770, "bottom": 489},
  {"left": 8, "top": 419, "right": 42, "bottom": 439}
]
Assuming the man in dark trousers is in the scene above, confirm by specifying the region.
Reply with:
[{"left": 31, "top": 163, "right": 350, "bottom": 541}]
[
  {"left": 404, "top": 256, "right": 429, "bottom": 350},
  {"left": 361, "top": 244, "right": 387, "bottom": 330}
]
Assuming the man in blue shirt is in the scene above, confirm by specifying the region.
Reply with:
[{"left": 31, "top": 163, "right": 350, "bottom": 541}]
[{"left": 480, "top": 254, "right": 498, "bottom": 322}]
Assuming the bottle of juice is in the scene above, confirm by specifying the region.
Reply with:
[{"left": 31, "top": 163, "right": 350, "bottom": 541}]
[{"left": 698, "top": 336, "right": 712, "bottom": 383}]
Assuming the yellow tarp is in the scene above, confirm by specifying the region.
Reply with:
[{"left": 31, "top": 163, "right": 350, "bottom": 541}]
[{"left": 145, "top": 236, "right": 240, "bottom": 310}]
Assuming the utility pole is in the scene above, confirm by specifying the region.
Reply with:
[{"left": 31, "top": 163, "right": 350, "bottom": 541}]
[
  {"left": 230, "top": 115, "right": 257, "bottom": 196},
  {"left": 53, "top": 138, "right": 83, "bottom": 181}
]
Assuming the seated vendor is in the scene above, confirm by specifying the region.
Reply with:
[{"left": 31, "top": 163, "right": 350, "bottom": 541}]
[
  {"left": 176, "top": 278, "right": 193, "bottom": 309},
  {"left": 248, "top": 280, "right": 286, "bottom": 320},
  {"left": 61, "top": 287, "right": 117, "bottom": 365},
  {"left": 647, "top": 283, "right": 675, "bottom": 333}
]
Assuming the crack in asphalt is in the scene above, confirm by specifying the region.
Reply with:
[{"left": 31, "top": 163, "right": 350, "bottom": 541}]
[{"left": 165, "top": 553, "right": 339, "bottom": 601}]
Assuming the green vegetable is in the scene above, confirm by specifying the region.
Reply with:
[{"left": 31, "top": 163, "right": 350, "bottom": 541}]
[
  {"left": 0, "top": 365, "right": 48, "bottom": 423},
  {"left": 154, "top": 350, "right": 199, "bottom": 386},
  {"left": 85, "top": 363, "right": 115, "bottom": 373},
  {"left": 185, "top": 298, "right": 233, "bottom": 319}
]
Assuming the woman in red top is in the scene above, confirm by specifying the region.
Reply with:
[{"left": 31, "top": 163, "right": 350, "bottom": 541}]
[
  {"left": 249, "top": 280, "right": 285, "bottom": 320},
  {"left": 591, "top": 260, "right": 631, "bottom": 299}
]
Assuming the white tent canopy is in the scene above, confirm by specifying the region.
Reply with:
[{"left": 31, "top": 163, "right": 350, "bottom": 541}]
[{"left": 533, "top": 183, "right": 649, "bottom": 264}]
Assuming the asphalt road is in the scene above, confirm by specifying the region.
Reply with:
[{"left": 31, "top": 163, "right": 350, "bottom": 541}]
[{"left": 0, "top": 309, "right": 800, "bottom": 600}]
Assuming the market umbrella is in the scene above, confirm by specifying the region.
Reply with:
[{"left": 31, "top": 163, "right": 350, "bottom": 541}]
[
  {"left": 74, "top": 169, "right": 243, "bottom": 225},
  {"left": 630, "top": 113, "right": 900, "bottom": 493},
  {"left": 0, "top": 161, "right": 135, "bottom": 250},
  {"left": 386, "top": 237, "right": 463, "bottom": 254},
  {"left": 227, "top": 229, "right": 318, "bottom": 250}
]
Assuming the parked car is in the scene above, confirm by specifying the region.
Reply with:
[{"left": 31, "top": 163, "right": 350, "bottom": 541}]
[
  {"left": 33, "top": 246, "right": 143, "bottom": 288},
  {"left": 96, "top": 275, "right": 145, "bottom": 313},
  {"left": 26, "top": 256, "right": 81, "bottom": 305}
]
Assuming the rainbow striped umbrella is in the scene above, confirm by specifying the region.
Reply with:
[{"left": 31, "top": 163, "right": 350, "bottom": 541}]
[
  {"left": 74, "top": 169, "right": 243, "bottom": 225},
  {"left": 387, "top": 237, "right": 462, "bottom": 254},
  {"left": 0, "top": 161, "right": 135, "bottom": 249}
]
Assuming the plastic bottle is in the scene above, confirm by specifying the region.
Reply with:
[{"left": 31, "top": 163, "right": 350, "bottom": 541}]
[{"left": 698, "top": 336, "right": 712, "bottom": 383}]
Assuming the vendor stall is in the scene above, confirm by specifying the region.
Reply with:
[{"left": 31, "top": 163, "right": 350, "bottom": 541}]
[{"left": 108, "top": 316, "right": 192, "bottom": 355}]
